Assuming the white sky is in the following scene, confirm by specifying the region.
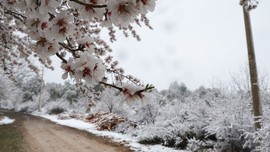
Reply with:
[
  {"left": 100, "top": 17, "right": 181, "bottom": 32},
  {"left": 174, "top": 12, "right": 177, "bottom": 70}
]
[{"left": 44, "top": 0, "right": 270, "bottom": 91}]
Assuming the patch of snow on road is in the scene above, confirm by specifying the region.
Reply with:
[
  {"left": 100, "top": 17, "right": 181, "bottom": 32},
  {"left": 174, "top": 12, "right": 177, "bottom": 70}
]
[
  {"left": 0, "top": 116, "right": 15, "bottom": 125},
  {"left": 37, "top": 114, "right": 186, "bottom": 152}
]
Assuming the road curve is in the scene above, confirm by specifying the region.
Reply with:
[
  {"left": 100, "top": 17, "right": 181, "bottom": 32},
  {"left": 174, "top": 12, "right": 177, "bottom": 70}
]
[{"left": 1, "top": 109, "right": 133, "bottom": 152}]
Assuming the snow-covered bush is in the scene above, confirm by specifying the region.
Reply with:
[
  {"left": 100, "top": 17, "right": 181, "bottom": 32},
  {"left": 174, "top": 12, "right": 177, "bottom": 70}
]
[
  {"left": 21, "top": 75, "right": 42, "bottom": 102},
  {"left": 0, "top": 72, "right": 24, "bottom": 109},
  {"left": 43, "top": 100, "right": 68, "bottom": 114},
  {"left": 136, "top": 97, "right": 210, "bottom": 149},
  {"left": 161, "top": 82, "right": 191, "bottom": 101},
  {"left": 204, "top": 96, "right": 254, "bottom": 151},
  {"left": 94, "top": 88, "right": 126, "bottom": 114},
  {"left": 135, "top": 83, "right": 261, "bottom": 151},
  {"left": 128, "top": 90, "right": 163, "bottom": 125},
  {"left": 46, "top": 83, "right": 65, "bottom": 100},
  {"left": 15, "top": 100, "right": 39, "bottom": 112}
]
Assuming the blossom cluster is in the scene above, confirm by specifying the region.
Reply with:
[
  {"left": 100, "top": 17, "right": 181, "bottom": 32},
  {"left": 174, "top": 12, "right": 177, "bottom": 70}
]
[
  {"left": 1, "top": 0, "right": 156, "bottom": 94},
  {"left": 61, "top": 51, "right": 105, "bottom": 87}
]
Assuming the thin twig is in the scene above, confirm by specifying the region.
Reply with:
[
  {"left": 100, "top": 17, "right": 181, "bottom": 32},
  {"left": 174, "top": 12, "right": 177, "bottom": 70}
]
[
  {"left": 134, "top": 85, "right": 155, "bottom": 95},
  {"left": 70, "top": 0, "right": 107, "bottom": 8},
  {"left": 4, "top": 9, "right": 26, "bottom": 23},
  {"left": 99, "top": 81, "right": 123, "bottom": 91},
  {"left": 56, "top": 52, "right": 67, "bottom": 63},
  {"left": 58, "top": 42, "right": 81, "bottom": 58}
]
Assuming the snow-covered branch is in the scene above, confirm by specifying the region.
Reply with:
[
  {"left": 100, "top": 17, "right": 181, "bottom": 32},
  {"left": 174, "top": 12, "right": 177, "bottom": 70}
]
[{"left": 1, "top": 0, "right": 157, "bottom": 96}]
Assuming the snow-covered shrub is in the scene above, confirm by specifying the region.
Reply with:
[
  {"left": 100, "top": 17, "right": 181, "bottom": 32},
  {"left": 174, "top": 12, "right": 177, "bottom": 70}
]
[
  {"left": 46, "top": 83, "right": 65, "bottom": 100},
  {"left": 130, "top": 90, "right": 163, "bottom": 125},
  {"left": 93, "top": 88, "right": 125, "bottom": 114},
  {"left": 114, "top": 121, "right": 137, "bottom": 134},
  {"left": 255, "top": 125, "right": 270, "bottom": 151},
  {"left": 15, "top": 101, "right": 39, "bottom": 112},
  {"left": 68, "top": 96, "right": 89, "bottom": 113},
  {"left": 204, "top": 95, "right": 254, "bottom": 151},
  {"left": 161, "top": 81, "right": 191, "bottom": 101},
  {"left": 63, "top": 89, "right": 79, "bottom": 104},
  {"left": 49, "top": 107, "right": 66, "bottom": 115},
  {"left": 136, "top": 96, "right": 212, "bottom": 149},
  {"left": 41, "top": 99, "right": 69, "bottom": 114},
  {"left": 21, "top": 75, "right": 42, "bottom": 102},
  {"left": 242, "top": 115, "right": 270, "bottom": 151},
  {"left": 186, "top": 138, "right": 206, "bottom": 152},
  {"left": 0, "top": 73, "right": 23, "bottom": 109},
  {"left": 135, "top": 83, "right": 261, "bottom": 151}
]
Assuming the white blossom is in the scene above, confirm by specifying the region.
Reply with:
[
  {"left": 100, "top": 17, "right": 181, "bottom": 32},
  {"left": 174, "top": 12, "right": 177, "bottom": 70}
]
[
  {"left": 73, "top": 51, "right": 105, "bottom": 86},
  {"left": 107, "top": 0, "right": 139, "bottom": 27},
  {"left": 1, "top": 0, "right": 156, "bottom": 89},
  {"left": 136, "top": 0, "right": 157, "bottom": 14},
  {"left": 70, "top": 0, "right": 106, "bottom": 21},
  {"left": 77, "top": 36, "right": 95, "bottom": 53},
  {"left": 122, "top": 83, "right": 146, "bottom": 102},
  {"left": 60, "top": 58, "right": 74, "bottom": 79},
  {"left": 34, "top": 34, "right": 60, "bottom": 58},
  {"left": 39, "top": 0, "right": 60, "bottom": 15}
]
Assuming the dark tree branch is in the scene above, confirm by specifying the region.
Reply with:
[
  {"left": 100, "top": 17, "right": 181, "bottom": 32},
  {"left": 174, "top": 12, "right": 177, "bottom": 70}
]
[
  {"left": 99, "top": 81, "right": 123, "bottom": 91},
  {"left": 107, "top": 69, "right": 142, "bottom": 86},
  {"left": 134, "top": 85, "right": 155, "bottom": 96},
  {"left": 55, "top": 52, "right": 67, "bottom": 63},
  {"left": 4, "top": 9, "right": 26, "bottom": 23},
  {"left": 58, "top": 42, "right": 81, "bottom": 58},
  {"left": 100, "top": 81, "right": 154, "bottom": 97},
  {"left": 70, "top": 0, "right": 107, "bottom": 8}
]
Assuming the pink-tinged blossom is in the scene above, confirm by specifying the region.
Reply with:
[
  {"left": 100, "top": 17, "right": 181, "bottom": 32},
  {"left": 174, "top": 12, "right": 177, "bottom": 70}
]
[
  {"left": 49, "top": 11, "right": 75, "bottom": 41},
  {"left": 38, "top": 17, "right": 52, "bottom": 34},
  {"left": 3, "top": 0, "right": 17, "bottom": 8},
  {"left": 136, "top": 0, "right": 156, "bottom": 14},
  {"left": 26, "top": 15, "right": 52, "bottom": 39},
  {"left": 3, "top": 0, "right": 26, "bottom": 9},
  {"left": 25, "top": 0, "right": 41, "bottom": 16},
  {"left": 122, "top": 83, "right": 146, "bottom": 102},
  {"left": 39, "top": 0, "right": 60, "bottom": 15},
  {"left": 77, "top": 36, "right": 95, "bottom": 53},
  {"left": 73, "top": 52, "right": 105, "bottom": 86},
  {"left": 26, "top": 17, "right": 40, "bottom": 39},
  {"left": 35, "top": 35, "right": 60, "bottom": 58},
  {"left": 1, "top": 0, "right": 156, "bottom": 88},
  {"left": 107, "top": 0, "right": 139, "bottom": 27},
  {"left": 61, "top": 58, "right": 75, "bottom": 79},
  {"left": 70, "top": 0, "right": 106, "bottom": 21}
]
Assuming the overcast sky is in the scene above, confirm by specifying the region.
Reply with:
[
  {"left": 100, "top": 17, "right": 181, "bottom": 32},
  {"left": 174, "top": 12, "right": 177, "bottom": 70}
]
[{"left": 44, "top": 0, "right": 270, "bottom": 91}]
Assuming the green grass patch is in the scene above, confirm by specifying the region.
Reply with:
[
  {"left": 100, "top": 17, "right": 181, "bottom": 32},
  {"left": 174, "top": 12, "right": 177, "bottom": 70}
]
[{"left": 0, "top": 123, "right": 25, "bottom": 152}]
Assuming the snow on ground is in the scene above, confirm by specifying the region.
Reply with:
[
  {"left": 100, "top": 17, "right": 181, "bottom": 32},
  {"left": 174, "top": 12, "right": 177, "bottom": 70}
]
[
  {"left": 0, "top": 116, "right": 15, "bottom": 125},
  {"left": 34, "top": 113, "right": 186, "bottom": 152}
]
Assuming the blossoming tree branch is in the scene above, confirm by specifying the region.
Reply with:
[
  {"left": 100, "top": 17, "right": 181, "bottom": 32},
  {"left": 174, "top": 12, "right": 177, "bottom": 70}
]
[{"left": 0, "top": 0, "right": 156, "bottom": 100}]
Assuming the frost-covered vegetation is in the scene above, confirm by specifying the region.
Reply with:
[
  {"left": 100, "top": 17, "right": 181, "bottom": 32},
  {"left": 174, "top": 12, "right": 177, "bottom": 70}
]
[{"left": 1, "top": 69, "right": 270, "bottom": 152}]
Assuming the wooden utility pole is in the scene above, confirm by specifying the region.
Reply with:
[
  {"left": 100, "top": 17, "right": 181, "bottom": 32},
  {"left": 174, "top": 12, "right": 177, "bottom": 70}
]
[
  {"left": 38, "top": 67, "right": 44, "bottom": 112},
  {"left": 242, "top": 3, "right": 262, "bottom": 130}
]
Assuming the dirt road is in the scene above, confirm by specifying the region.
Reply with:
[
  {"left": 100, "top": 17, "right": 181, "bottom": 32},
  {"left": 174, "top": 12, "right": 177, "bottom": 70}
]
[{"left": 0, "top": 109, "right": 133, "bottom": 152}]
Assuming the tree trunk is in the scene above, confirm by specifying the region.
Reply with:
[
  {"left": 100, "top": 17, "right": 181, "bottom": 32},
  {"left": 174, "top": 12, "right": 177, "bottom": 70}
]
[{"left": 38, "top": 68, "right": 44, "bottom": 112}]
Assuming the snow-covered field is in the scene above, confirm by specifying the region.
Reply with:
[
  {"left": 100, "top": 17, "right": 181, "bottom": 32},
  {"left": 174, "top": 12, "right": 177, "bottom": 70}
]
[
  {"left": 35, "top": 113, "right": 186, "bottom": 152},
  {"left": 0, "top": 116, "right": 15, "bottom": 125}
]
